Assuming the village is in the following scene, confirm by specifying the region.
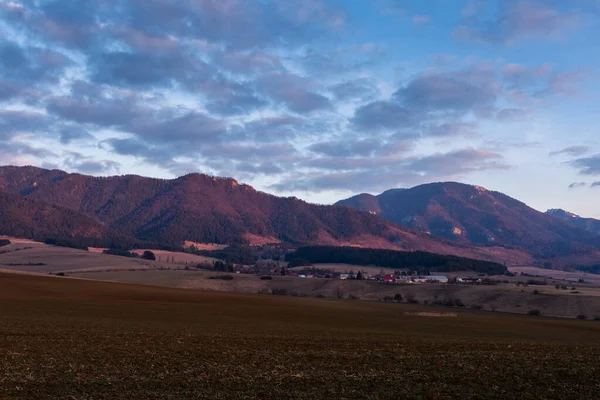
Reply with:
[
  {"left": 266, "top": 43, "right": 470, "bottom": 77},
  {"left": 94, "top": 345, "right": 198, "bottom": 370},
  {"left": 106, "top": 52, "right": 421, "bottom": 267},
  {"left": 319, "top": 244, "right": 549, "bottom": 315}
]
[{"left": 213, "top": 260, "right": 486, "bottom": 285}]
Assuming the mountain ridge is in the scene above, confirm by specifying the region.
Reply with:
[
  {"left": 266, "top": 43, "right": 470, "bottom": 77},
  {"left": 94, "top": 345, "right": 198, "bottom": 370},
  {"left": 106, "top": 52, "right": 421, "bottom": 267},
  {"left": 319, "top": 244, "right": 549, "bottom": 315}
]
[
  {"left": 546, "top": 209, "right": 600, "bottom": 236},
  {"left": 337, "top": 182, "right": 600, "bottom": 258},
  {"left": 1, "top": 166, "right": 520, "bottom": 262}
]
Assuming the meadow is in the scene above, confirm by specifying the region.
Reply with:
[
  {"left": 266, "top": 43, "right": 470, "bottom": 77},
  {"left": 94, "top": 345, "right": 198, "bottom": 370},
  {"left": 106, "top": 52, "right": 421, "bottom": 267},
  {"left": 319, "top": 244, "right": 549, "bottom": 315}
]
[{"left": 1, "top": 272, "right": 600, "bottom": 399}]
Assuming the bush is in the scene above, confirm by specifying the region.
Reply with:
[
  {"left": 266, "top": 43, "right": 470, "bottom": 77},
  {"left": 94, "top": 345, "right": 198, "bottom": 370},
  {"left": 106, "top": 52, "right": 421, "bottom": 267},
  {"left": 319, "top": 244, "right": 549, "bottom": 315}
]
[
  {"left": 260, "top": 276, "right": 273, "bottom": 280},
  {"left": 594, "top": 316, "right": 600, "bottom": 321},
  {"left": 533, "top": 290, "right": 540, "bottom": 295},
  {"left": 55, "top": 272, "right": 66, "bottom": 277},
  {"left": 141, "top": 250, "right": 156, "bottom": 261},
  {"left": 0, "top": 239, "right": 10, "bottom": 247},
  {"left": 405, "top": 292, "right": 418, "bottom": 304},
  {"left": 471, "top": 304, "right": 483, "bottom": 310},
  {"left": 576, "top": 314, "right": 587, "bottom": 320},
  {"left": 271, "top": 288, "right": 288, "bottom": 296},
  {"left": 454, "top": 298, "right": 465, "bottom": 308},
  {"left": 383, "top": 296, "right": 394, "bottom": 302},
  {"left": 208, "top": 275, "right": 234, "bottom": 281},
  {"left": 103, "top": 248, "right": 139, "bottom": 258},
  {"left": 348, "top": 294, "right": 359, "bottom": 300},
  {"left": 528, "top": 309, "right": 541, "bottom": 316},
  {"left": 393, "top": 293, "right": 403, "bottom": 302}
]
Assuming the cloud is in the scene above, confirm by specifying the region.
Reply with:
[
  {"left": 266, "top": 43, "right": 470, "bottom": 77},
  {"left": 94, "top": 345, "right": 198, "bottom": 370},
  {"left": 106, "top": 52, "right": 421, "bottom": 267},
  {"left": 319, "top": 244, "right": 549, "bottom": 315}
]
[
  {"left": 352, "top": 101, "right": 413, "bottom": 132},
  {"left": 454, "top": 0, "right": 582, "bottom": 44},
  {"left": 329, "top": 78, "right": 380, "bottom": 101},
  {"left": 592, "top": 181, "right": 600, "bottom": 188},
  {"left": 407, "top": 149, "right": 508, "bottom": 177},
  {"left": 412, "top": 15, "right": 431, "bottom": 25},
  {"left": 569, "top": 182, "right": 587, "bottom": 189},
  {"left": 270, "top": 147, "right": 508, "bottom": 192},
  {"left": 570, "top": 154, "right": 600, "bottom": 175},
  {"left": 257, "top": 72, "right": 332, "bottom": 113},
  {"left": 549, "top": 145, "right": 591, "bottom": 157},
  {"left": 396, "top": 73, "right": 497, "bottom": 112},
  {"left": 496, "top": 108, "right": 531, "bottom": 121}
]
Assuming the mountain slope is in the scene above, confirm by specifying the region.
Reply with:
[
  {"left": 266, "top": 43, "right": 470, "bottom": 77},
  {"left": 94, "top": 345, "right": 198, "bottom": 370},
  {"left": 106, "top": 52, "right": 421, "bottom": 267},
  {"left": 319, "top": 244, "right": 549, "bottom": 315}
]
[
  {"left": 0, "top": 166, "right": 532, "bottom": 263},
  {"left": 337, "top": 182, "right": 600, "bottom": 258},
  {"left": 0, "top": 190, "right": 138, "bottom": 247},
  {"left": 546, "top": 209, "right": 600, "bottom": 236}
]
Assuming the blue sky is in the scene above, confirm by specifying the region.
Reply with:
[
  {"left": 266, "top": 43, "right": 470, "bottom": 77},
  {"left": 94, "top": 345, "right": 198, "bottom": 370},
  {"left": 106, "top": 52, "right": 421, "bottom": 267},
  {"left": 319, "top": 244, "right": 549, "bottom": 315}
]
[{"left": 1, "top": 0, "right": 599, "bottom": 216}]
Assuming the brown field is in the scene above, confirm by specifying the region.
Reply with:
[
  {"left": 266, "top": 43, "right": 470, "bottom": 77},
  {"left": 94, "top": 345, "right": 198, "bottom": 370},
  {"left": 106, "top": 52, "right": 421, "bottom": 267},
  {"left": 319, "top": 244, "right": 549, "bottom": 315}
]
[
  {"left": 3, "top": 240, "right": 600, "bottom": 319},
  {"left": 0, "top": 240, "right": 218, "bottom": 275},
  {"left": 1, "top": 272, "right": 600, "bottom": 399},
  {"left": 65, "top": 268, "right": 600, "bottom": 318}
]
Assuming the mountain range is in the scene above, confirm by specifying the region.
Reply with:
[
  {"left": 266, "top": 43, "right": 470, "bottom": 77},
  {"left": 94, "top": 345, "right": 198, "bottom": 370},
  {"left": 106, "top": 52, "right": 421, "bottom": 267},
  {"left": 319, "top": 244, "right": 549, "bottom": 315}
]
[
  {"left": 0, "top": 166, "right": 503, "bottom": 261},
  {"left": 0, "top": 165, "right": 598, "bottom": 267},
  {"left": 336, "top": 182, "right": 600, "bottom": 259}
]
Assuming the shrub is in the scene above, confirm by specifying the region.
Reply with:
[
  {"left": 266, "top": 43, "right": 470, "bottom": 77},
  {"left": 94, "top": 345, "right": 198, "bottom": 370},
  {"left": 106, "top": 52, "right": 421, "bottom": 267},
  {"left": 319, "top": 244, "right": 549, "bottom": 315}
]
[
  {"left": 533, "top": 290, "right": 540, "bottom": 295},
  {"left": 471, "top": 304, "right": 483, "bottom": 310},
  {"left": 594, "top": 316, "right": 600, "bottom": 321},
  {"left": 405, "top": 292, "right": 417, "bottom": 304},
  {"left": 0, "top": 239, "right": 10, "bottom": 247},
  {"left": 103, "top": 248, "right": 139, "bottom": 258},
  {"left": 271, "top": 288, "right": 288, "bottom": 296},
  {"left": 393, "top": 293, "right": 403, "bottom": 302},
  {"left": 423, "top": 300, "right": 429, "bottom": 305},
  {"left": 348, "top": 294, "right": 359, "bottom": 300},
  {"left": 55, "top": 272, "right": 66, "bottom": 277},
  {"left": 491, "top": 304, "right": 499, "bottom": 312},
  {"left": 208, "top": 275, "right": 234, "bottom": 281},
  {"left": 141, "top": 250, "right": 156, "bottom": 261},
  {"left": 454, "top": 298, "right": 465, "bottom": 308},
  {"left": 576, "top": 314, "right": 587, "bottom": 320},
  {"left": 260, "top": 276, "right": 273, "bottom": 280},
  {"left": 528, "top": 309, "right": 541, "bottom": 316},
  {"left": 383, "top": 296, "right": 394, "bottom": 302}
]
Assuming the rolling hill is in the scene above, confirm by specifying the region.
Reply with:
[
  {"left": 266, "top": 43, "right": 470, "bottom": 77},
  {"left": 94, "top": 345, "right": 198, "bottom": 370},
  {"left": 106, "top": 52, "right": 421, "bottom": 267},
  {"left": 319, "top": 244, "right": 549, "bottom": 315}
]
[{"left": 337, "top": 182, "right": 600, "bottom": 258}]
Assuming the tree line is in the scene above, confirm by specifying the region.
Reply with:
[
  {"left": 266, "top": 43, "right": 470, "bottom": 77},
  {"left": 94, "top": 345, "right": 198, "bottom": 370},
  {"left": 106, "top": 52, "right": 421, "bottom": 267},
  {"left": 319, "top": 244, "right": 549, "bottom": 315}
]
[{"left": 286, "top": 246, "right": 507, "bottom": 275}]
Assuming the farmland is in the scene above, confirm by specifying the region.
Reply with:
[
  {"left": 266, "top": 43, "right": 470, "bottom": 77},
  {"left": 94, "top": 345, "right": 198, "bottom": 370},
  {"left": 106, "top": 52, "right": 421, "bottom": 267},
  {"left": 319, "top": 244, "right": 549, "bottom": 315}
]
[{"left": 1, "top": 272, "right": 600, "bottom": 399}]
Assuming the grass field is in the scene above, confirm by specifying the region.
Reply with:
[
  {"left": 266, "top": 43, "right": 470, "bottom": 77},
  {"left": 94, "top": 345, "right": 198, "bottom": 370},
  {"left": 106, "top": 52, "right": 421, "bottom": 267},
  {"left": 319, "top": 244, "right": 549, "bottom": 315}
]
[{"left": 1, "top": 272, "right": 600, "bottom": 399}]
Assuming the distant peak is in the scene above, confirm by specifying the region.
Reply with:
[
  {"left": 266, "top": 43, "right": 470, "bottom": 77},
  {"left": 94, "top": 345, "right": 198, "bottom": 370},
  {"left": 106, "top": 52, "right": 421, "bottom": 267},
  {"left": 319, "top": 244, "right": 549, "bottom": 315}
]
[{"left": 546, "top": 208, "right": 580, "bottom": 218}]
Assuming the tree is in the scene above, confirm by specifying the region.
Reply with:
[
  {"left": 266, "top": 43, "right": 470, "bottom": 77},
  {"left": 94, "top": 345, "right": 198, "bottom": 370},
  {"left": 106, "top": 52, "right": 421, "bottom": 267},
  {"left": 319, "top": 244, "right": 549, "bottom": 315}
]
[
  {"left": 141, "top": 250, "right": 156, "bottom": 261},
  {"left": 394, "top": 293, "right": 403, "bottom": 302},
  {"left": 356, "top": 271, "right": 363, "bottom": 280}
]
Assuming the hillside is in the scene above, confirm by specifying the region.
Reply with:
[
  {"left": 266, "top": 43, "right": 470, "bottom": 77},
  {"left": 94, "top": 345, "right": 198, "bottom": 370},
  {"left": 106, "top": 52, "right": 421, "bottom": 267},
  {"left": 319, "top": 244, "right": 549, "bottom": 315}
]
[
  {"left": 0, "top": 190, "right": 139, "bottom": 248},
  {"left": 0, "top": 166, "right": 520, "bottom": 261},
  {"left": 337, "top": 182, "right": 600, "bottom": 258},
  {"left": 546, "top": 209, "right": 600, "bottom": 236}
]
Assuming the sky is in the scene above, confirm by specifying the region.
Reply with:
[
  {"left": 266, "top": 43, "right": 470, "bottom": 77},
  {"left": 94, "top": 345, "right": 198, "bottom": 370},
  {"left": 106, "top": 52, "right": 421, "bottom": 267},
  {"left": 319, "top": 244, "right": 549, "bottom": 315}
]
[{"left": 1, "top": 0, "right": 599, "bottom": 217}]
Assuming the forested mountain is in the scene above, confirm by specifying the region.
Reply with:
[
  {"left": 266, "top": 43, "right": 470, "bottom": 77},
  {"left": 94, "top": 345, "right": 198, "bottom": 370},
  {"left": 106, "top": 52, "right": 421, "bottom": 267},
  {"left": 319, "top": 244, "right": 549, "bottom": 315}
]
[
  {"left": 337, "top": 182, "right": 600, "bottom": 258},
  {"left": 0, "top": 166, "right": 489, "bottom": 258},
  {"left": 546, "top": 209, "right": 600, "bottom": 236},
  {"left": 0, "top": 189, "right": 140, "bottom": 248}
]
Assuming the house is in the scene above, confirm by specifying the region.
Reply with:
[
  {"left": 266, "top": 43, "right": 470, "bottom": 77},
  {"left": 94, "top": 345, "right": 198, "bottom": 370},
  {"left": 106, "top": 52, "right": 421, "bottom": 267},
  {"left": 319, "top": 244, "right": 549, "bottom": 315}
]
[
  {"left": 339, "top": 273, "right": 349, "bottom": 280},
  {"left": 383, "top": 274, "right": 396, "bottom": 283}
]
